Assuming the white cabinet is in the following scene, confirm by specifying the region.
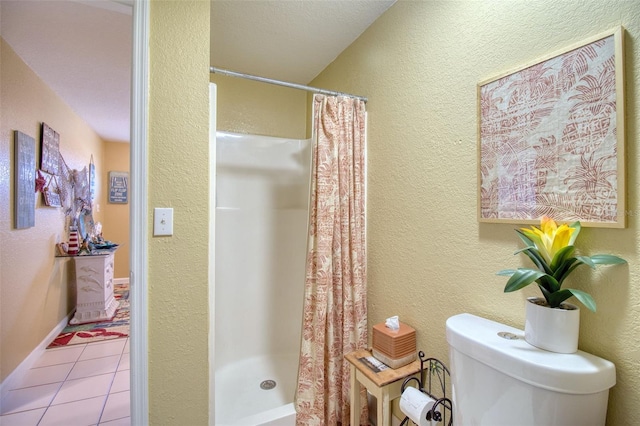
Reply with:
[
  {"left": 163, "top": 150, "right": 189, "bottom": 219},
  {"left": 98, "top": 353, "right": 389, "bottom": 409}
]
[{"left": 70, "top": 252, "right": 119, "bottom": 325}]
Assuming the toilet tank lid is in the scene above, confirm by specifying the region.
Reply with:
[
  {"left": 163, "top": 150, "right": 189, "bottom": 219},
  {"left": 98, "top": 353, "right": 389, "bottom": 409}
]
[{"left": 446, "top": 313, "right": 616, "bottom": 394}]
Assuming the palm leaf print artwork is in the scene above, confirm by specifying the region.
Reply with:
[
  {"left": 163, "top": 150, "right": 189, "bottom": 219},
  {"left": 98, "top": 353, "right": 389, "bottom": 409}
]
[{"left": 478, "top": 28, "right": 625, "bottom": 227}]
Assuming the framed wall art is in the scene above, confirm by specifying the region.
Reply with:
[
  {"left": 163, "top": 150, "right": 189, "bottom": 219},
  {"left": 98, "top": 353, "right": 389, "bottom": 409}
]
[
  {"left": 109, "top": 171, "right": 129, "bottom": 204},
  {"left": 40, "top": 122, "right": 60, "bottom": 175},
  {"left": 40, "top": 171, "right": 62, "bottom": 207},
  {"left": 477, "top": 27, "right": 626, "bottom": 228},
  {"left": 14, "top": 130, "right": 36, "bottom": 229}
]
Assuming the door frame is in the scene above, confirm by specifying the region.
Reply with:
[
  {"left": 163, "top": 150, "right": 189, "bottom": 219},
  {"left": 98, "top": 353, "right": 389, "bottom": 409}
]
[{"left": 130, "top": 0, "right": 149, "bottom": 424}]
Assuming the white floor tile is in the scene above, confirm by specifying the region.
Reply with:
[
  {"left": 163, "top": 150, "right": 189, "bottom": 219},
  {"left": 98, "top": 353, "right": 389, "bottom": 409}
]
[
  {"left": 80, "top": 340, "right": 126, "bottom": 361},
  {"left": 116, "top": 354, "right": 130, "bottom": 372},
  {"left": 68, "top": 355, "right": 121, "bottom": 380},
  {"left": 0, "top": 407, "right": 46, "bottom": 426},
  {"left": 33, "top": 346, "right": 85, "bottom": 368},
  {"left": 0, "top": 382, "right": 61, "bottom": 415},
  {"left": 100, "top": 391, "right": 130, "bottom": 424},
  {"left": 38, "top": 395, "right": 106, "bottom": 426},
  {"left": 123, "top": 339, "right": 130, "bottom": 354},
  {"left": 11, "top": 363, "right": 74, "bottom": 389},
  {"left": 110, "top": 371, "right": 130, "bottom": 394},
  {"left": 52, "top": 373, "right": 114, "bottom": 405},
  {"left": 3, "top": 337, "right": 130, "bottom": 424},
  {"left": 99, "top": 416, "right": 131, "bottom": 426}
]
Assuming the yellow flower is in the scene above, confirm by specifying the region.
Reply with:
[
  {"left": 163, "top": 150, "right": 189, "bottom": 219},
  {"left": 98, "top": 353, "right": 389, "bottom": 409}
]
[{"left": 520, "top": 216, "right": 575, "bottom": 263}]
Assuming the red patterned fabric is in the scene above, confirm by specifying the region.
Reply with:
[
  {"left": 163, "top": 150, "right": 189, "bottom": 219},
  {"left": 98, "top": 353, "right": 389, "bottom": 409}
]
[{"left": 295, "top": 95, "right": 368, "bottom": 426}]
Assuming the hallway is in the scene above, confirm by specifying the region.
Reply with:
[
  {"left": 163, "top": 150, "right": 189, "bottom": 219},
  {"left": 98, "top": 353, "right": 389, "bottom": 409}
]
[{"left": 0, "top": 338, "right": 130, "bottom": 425}]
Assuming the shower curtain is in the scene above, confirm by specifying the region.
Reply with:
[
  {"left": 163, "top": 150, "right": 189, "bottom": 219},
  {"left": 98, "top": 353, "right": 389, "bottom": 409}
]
[{"left": 295, "top": 94, "right": 368, "bottom": 425}]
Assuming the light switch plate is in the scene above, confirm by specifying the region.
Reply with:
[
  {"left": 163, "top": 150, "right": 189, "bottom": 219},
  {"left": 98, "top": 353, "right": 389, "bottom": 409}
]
[{"left": 153, "top": 207, "right": 173, "bottom": 236}]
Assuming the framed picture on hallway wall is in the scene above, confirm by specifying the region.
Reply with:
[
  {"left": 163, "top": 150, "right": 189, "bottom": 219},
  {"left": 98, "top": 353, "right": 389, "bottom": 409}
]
[
  {"left": 108, "top": 171, "right": 128, "bottom": 204},
  {"left": 477, "top": 26, "right": 626, "bottom": 228}
]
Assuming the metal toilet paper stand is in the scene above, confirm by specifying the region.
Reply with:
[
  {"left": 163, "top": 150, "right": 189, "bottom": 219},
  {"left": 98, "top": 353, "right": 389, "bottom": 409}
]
[{"left": 399, "top": 351, "right": 453, "bottom": 426}]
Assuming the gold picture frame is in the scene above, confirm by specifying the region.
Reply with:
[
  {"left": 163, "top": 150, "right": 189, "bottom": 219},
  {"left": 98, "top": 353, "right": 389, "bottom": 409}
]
[{"left": 477, "top": 27, "right": 626, "bottom": 228}]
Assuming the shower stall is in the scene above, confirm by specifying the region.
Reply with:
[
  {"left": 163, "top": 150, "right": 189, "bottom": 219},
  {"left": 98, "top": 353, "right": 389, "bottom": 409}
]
[{"left": 214, "top": 131, "right": 311, "bottom": 425}]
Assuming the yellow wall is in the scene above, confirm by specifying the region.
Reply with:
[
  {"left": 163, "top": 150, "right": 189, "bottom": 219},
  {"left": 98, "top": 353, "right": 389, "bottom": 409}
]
[
  {"left": 148, "top": 1, "right": 210, "bottom": 423},
  {"left": 103, "top": 142, "right": 130, "bottom": 278},
  {"left": 211, "top": 74, "right": 308, "bottom": 139},
  {"left": 0, "top": 38, "right": 106, "bottom": 382},
  {"left": 312, "top": 1, "right": 639, "bottom": 424}
]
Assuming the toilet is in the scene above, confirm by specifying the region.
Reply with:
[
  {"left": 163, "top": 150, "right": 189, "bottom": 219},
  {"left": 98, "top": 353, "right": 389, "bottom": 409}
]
[{"left": 446, "top": 313, "right": 616, "bottom": 426}]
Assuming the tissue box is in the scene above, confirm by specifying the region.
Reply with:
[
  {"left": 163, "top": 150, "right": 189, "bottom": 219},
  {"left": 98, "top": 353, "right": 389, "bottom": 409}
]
[{"left": 372, "top": 321, "right": 416, "bottom": 368}]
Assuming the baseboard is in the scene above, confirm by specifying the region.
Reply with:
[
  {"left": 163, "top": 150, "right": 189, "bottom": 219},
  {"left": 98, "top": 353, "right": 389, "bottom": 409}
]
[
  {"left": 1, "top": 279, "right": 129, "bottom": 399},
  {"left": 0, "top": 311, "right": 73, "bottom": 400}
]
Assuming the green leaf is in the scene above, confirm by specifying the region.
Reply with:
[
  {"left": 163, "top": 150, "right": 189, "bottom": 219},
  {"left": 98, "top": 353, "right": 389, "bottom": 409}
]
[
  {"left": 552, "top": 257, "right": 578, "bottom": 284},
  {"left": 514, "top": 230, "right": 554, "bottom": 274},
  {"left": 589, "top": 254, "right": 627, "bottom": 265},
  {"left": 550, "top": 245, "right": 575, "bottom": 272},
  {"left": 519, "top": 247, "right": 553, "bottom": 275},
  {"left": 537, "top": 274, "right": 561, "bottom": 293},
  {"left": 575, "top": 255, "right": 596, "bottom": 269},
  {"left": 546, "top": 288, "right": 597, "bottom": 312},
  {"left": 568, "top": 221, "right": 581, "bottom": 246},
  {"left": 515, "top": 229, "right": 535, "bottom": 247},
  {"left": 567, "top": 289, "right": 597, "bottom": 312},
  {"left": 538, "top": 285, "right": 552, "bottom": 305},
  {"left": 496, "top": 269, "right": 516, "bottom": 276},
  {"left": 546, "top": 288, "right": 574, "bottom": 308},
  {"left": 504, "top": 269, "right": 547, "bottom": 293}
]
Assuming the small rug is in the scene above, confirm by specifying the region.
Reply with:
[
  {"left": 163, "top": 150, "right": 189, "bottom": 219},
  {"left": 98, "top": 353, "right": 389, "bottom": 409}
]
[{"left": 47, "top": 282, "right": 130, "bottom": 348}]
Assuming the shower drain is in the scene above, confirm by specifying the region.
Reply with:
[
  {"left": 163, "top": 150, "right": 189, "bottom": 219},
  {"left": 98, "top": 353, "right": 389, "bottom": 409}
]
[{"left": 260, "top": 380, "right": 277, "bottom": 390}]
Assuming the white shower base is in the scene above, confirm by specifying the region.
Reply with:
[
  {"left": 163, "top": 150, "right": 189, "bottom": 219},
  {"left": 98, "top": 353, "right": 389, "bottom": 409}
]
[{"left": 215, "top": 353, "right": 298, "bottom": 426}]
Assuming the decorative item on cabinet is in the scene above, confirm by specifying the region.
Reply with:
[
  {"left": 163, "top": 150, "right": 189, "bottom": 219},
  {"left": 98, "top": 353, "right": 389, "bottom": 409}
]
[{"left": 67, "top": 226, "right": 79, "bottom": 255}]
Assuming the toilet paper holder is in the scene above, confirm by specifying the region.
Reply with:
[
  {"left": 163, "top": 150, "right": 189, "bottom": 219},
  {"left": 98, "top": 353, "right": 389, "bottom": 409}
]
[{"left": 399, "top": 351, "right": 453, "bottom": 426}]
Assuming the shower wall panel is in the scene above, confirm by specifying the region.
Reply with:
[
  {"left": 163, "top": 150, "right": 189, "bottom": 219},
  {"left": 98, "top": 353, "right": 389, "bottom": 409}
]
[{"left": 215, "top": 132, "right": 310, "bottom": 369}]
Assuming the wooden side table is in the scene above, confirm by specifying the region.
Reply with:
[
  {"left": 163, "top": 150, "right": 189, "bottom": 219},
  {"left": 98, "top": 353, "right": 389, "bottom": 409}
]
[{"left": 345, "top": 349, "right": 421, "bottom": 426}]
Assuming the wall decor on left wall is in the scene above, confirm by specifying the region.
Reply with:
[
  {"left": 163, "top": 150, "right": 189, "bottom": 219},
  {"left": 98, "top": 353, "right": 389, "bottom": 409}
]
[
  {"left": 40, "top": 122, "right": 60, "bottom": 175},
  {"left": 14, "top": 130, "right": 36, "bottom": 229},
  {"left": 40, "top": 170, "right": 62, "bottom": 207}
]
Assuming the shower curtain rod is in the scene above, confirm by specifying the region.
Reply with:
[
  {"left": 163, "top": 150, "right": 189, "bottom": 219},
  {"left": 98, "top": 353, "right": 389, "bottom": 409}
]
[{"left": 210, "top": 66, "right": 368, "bottom": 103}]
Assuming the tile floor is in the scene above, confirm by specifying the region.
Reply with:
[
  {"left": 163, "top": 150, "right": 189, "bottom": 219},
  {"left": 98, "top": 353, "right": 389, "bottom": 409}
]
[{"left": 0, "top": 338, "right": 130, "bottom": 426}]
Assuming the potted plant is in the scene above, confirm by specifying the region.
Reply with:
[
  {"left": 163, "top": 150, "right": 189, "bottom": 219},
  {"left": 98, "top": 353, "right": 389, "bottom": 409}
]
[{"left": 497, "top": 216, "right": 626, "bottom": 353}]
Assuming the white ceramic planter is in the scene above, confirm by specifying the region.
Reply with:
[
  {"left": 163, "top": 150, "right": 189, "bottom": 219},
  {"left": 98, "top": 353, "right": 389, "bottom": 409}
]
[{"left": 524, "top": 297, "right": 580, "bottom": 353}]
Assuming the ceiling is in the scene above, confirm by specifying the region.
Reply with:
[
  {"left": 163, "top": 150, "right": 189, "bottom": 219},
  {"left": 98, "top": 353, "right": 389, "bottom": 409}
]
[{"left": 1, "top": 0, "right": 395, "bottom": 143}]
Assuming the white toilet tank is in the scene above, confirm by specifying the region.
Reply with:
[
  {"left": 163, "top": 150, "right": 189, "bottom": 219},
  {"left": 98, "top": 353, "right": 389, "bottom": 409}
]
[{"left": 446, "top": 313, "right": 616, "bottom": 426}]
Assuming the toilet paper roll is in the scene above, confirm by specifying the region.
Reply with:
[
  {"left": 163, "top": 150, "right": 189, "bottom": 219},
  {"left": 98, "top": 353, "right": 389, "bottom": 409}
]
[{"left": 399, "top": 386, "right": 437, "bottom": 426}]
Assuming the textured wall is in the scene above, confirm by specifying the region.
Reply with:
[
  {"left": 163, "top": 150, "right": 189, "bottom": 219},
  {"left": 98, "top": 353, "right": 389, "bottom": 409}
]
[
  {"left": 148, "top": 1, "right": 210, "bottom": 424},
  {"left": 103, "top": 141, "right": 130, "bottom": 279},
  {"left": 0, "top": 38, "right": 106, "bottom": 382},
  {"left": 211, "top": 74, "right": 308, "bottom": 139},
  {"left": 311, "top": 1, "right": 639, "bottom": 424}
]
